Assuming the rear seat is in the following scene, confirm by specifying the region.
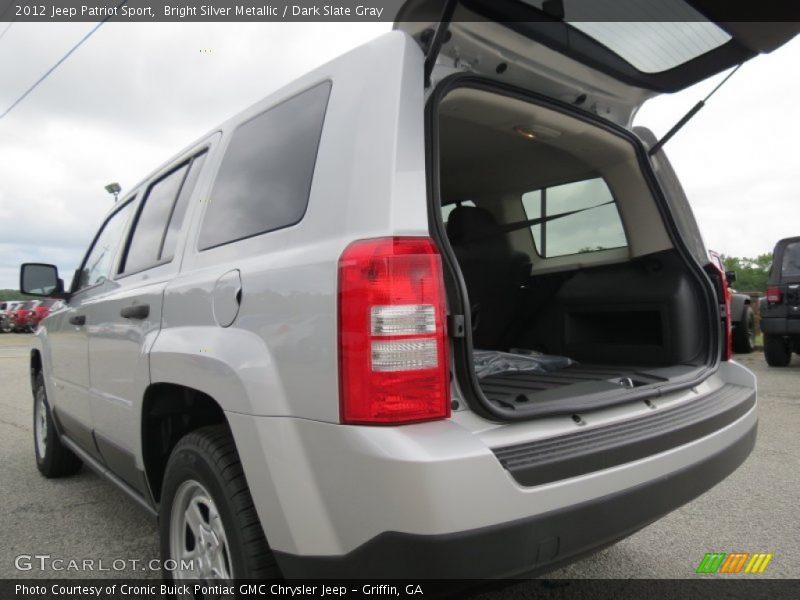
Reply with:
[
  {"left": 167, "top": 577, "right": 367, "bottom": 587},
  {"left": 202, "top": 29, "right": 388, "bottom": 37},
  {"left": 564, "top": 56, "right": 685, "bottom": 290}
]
[{"left": 446, "top": 205, "right": 531, "bottom": 349}]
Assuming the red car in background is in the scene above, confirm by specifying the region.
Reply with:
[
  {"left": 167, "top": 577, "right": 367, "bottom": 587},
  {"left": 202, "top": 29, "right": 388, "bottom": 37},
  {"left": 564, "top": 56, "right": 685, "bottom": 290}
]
[
  {"left": 10, "top": 300, "right": 40, "bottom": 332},
  {"left": 28, "top": 298, "right": 61, "bottom": 331},
  {"left": 8, "top": 298, "right": 60, "bottom": 333}
]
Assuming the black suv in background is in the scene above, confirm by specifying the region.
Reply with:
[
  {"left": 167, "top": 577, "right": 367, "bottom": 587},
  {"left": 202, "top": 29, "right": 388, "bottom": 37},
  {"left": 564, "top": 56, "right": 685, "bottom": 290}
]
[{"left": 761, "top": 236, "right": 800, "bottom": 366}]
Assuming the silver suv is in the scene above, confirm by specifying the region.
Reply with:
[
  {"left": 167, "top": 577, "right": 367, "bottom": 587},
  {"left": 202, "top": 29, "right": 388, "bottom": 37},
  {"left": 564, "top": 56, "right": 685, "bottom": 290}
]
[{"left": 20, "top": 8, "right": 795, "bottom": 580}]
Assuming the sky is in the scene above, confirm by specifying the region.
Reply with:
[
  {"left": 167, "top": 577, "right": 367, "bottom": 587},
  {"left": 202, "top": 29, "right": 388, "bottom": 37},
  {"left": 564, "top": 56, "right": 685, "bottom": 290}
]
[{"left": 0, "top": 22, "right": 797, "bottom": 288}]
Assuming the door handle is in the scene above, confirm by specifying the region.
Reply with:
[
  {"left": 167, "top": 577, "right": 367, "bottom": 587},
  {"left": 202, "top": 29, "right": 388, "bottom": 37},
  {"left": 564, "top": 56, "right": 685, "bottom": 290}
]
[
  {"left": 120, "top": 304, "right": 150, "bottom": 320},
  {"left": 68, "top": 315, "right": 86, "bottom": 326}
]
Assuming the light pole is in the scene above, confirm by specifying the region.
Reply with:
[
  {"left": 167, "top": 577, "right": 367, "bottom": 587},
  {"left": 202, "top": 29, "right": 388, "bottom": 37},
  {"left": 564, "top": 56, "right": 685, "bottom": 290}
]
[{"left": 104, "top": 182, "right": 121, "bottom": 202}]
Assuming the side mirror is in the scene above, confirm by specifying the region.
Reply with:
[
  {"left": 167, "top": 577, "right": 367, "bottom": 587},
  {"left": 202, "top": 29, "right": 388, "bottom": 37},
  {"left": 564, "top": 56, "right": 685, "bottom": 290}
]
[
  {"left": 20, "top": 263, "right": 66, "bottom": 298},
  {"left": 725, "top": 270, "right": 737, "bottom": 284}
]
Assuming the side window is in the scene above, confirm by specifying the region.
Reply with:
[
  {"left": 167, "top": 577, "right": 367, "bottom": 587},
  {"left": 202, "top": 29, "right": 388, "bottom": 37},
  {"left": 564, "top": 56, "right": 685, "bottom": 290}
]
[
  {"left": 121, "top": 163, "right": 190, "bottom": 275},
  {"left": 77, "top": 201, "right": 134, "bottom": 291},
  {"left": 521, "top": 178, "right": 627, "bottom": 257},
  {"left": 118, "top": 150, "right": 207, "bottom": 275},
  {"left": 161, "top": 152, "right": 207, "bottom": 262},
  {"left": 198, "top": 81, "right": 332, "bottom": 250},
  {"left": 441, "top": 200, "right": 476, "bottom": 224}
]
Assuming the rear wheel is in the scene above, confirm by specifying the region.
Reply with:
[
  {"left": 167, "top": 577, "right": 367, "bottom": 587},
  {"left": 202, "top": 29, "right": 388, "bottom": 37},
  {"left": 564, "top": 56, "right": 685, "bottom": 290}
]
[
  {"left": 732, "top": 305, "right": 755, "bottom": 354},
  {"left": 764, "top": 335, "right": 791, "bottom": 367},
  {"left": 160, "top": 425, "right": 280, "bottom": 584},
  {"left": 33, "top": 371, "right": 82, "bottom": 477}
]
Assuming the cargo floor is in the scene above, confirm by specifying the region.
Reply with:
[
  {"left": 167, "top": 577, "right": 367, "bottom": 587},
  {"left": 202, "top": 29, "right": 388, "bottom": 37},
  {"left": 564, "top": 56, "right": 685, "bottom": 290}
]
[{"left": 478, "top": 363, "right": 675, "bottom": 409}]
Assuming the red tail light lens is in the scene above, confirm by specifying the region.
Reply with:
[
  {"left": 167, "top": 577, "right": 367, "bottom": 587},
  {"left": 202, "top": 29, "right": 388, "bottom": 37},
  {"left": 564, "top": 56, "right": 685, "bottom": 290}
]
[
  {"left": 338, "top": 237, "right": 450, "bottom": 424},
  {"left": 766, "top": 286, "right": 782, "bottom": 304}
]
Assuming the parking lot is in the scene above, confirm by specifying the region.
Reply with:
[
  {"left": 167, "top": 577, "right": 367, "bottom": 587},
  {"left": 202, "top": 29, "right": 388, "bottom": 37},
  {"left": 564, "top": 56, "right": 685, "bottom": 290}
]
[{"left": 1, "top": 334, "right": 798, "bottom": 581}]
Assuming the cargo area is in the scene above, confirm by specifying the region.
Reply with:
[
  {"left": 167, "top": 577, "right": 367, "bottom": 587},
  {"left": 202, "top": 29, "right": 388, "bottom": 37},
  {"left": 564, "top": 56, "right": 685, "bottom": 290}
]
[{"left": 433, "top": 86, "right": 715, "bottom": 417}]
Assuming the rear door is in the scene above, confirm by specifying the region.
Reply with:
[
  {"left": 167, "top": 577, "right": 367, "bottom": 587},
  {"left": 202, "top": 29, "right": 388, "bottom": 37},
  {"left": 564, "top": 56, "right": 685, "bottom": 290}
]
[
  {"left": 395, "top": 0, "right": 797, "bottom": 124},
  {"left": 86, "top": 144, "right": 211, "bottom": 494}
]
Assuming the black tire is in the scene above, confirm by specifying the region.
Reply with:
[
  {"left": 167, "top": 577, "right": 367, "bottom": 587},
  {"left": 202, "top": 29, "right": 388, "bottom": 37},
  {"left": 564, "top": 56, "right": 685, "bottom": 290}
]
[
  {"left": 764, "top": 335, "right": 792, "bottom": 367},
  {"left": 33, "top": 371, "right": 82, "bottom": 477},
  {"left": 160, "top": 425, "right": 280, "bottom": 581},
  {"left": 732, "top": 305, "right": 756, "bottom": 354}
]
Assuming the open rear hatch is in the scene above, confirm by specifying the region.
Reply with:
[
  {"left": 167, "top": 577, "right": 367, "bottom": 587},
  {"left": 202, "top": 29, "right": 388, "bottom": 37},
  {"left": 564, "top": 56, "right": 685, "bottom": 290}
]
[
  {"left": 397, "top": 3, "right": 796, "bottom": 421},
  {"left": 395, "top": 0, "right": 797, "bottom": 124}
]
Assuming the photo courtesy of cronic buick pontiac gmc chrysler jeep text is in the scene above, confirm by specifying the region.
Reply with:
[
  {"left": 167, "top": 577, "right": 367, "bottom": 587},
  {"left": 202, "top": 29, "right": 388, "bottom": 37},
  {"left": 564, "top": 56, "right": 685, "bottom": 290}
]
[{"left": 18, "top": 1, "right": 797, "bottom": 582}]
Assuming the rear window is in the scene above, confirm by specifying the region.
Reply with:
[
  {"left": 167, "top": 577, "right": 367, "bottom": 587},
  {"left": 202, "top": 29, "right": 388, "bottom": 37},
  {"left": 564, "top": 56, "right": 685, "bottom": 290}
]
[
  {"left": 521, "top": 177, "right": 627, "bottom": 257},
  {"left": 521, "top": 0, "right": 732, "bottom": 73},
  {"left": 198, "top": 81, "right": 332, "bottom": 251},
  {"left": 781, "top": 242, "right": 800, "bottom": 278}
]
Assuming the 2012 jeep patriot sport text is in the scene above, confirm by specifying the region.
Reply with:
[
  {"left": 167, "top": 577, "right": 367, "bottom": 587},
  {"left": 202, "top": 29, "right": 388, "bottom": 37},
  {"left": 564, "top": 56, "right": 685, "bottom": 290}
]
[{"left": 19, "top": 3, "right": 797, "bottom": 581}]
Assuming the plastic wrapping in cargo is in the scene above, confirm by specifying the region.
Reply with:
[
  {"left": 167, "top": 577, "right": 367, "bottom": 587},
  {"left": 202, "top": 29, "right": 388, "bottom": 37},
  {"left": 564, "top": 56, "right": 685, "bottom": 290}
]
[{"left": 473, "top": 349, "right": 575, "bottom": 379}]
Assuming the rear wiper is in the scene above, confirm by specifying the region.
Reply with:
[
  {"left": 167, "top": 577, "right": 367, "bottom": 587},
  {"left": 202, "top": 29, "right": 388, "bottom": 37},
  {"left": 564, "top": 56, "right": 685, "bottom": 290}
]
[{"left": 649, "top": 64, "right": 742, "bottom": 156}]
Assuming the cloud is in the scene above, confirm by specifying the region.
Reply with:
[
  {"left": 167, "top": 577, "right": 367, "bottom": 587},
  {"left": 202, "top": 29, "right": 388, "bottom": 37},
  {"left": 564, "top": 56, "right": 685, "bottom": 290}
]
[
  {"left": 0, "top": 23, "right": 797, "bottom": 290},
  {"left": 0, "top": 22, "right": 389, "bottom": 288}
]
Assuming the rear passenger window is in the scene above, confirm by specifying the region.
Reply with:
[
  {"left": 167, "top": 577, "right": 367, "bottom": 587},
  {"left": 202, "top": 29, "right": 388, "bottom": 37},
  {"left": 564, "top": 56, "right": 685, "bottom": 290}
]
[
  {"left": 120, "top": 151, "right": 206, "bottom": 275},
  {"left": 521, "top": 178, "right": 627, "bottom": 257},
  {"left": 161, "top": 152, "right": 207, "bottom": 262},
  {"left": 121, "top": 163, "right": 189, "bottom": 274},
  {"left": 197, "top": 81, "right": 331, "bottom": 250}
]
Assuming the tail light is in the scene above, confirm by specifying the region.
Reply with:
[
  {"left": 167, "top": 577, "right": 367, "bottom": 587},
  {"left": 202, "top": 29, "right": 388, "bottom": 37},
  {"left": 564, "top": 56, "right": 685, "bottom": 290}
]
[
  {"left": 766, "top": 286, "right": 782, "bottom": 304},
  {"left": 338, "top": 237, "right": 450, "bottom": 424}
]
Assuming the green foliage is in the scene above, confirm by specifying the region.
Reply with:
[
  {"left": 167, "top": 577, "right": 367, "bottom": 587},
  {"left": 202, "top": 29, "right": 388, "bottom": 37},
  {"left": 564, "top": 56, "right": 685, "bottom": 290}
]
[
  {"left": 721, "top": 254, "right": 772, "bottom": 293},
  {"left": 0, "top": 289, "right": 36, "bottom": 301}
]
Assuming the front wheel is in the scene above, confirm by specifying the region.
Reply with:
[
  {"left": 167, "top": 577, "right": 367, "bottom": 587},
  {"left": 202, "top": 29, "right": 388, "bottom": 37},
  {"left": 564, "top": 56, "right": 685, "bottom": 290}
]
[
  {"left": 160, "top": 425, "right": 280, "bottom": 583},
  {"left": 33, "top": 371, "right": 82, "bottom": 477},
  {"left": 764, "top": 335, "right": 791, "bottom": 367},
  {"left": 732, "top": 305, "right": 756, "bottom": 354}
]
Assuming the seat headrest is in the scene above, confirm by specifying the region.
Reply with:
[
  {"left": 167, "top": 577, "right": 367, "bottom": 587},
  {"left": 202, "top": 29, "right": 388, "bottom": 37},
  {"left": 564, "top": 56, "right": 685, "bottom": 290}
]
[{"left": 446, "top": 205, "right": 498, "bottom": 245}]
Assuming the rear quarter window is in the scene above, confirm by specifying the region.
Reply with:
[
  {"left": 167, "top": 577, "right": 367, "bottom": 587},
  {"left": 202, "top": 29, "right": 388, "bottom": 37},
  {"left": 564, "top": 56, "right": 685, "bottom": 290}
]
[{"left": 198, "top": 81, "right": 332, "bottom": 251}]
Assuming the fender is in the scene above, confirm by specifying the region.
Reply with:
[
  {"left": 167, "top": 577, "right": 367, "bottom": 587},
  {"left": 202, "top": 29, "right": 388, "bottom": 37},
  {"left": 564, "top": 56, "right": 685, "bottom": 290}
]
[
  {"left": 148, "top": 326, "right": 290, "bottom": 416},
  {"left": 729, "top": 292, "right": 750, "bottom": 324}
]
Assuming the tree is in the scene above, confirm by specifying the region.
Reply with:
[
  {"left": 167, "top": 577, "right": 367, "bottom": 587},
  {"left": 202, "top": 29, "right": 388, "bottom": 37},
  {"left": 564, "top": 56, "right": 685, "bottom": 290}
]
[
  {"left": 721, "top": 254, "right": 772, "bottom": 293},
  {"left": 0, "top": 289, "right": 35, "bottom": 302}
]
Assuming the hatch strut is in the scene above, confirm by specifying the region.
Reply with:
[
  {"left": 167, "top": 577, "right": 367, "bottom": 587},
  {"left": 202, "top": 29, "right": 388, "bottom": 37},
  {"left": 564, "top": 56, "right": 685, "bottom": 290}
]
[
  {"left": 423, "top": 0, "right": 459, "bottom": 87},
  {"left": 649, "top": 64, "right": 742, "bottom": 156}
]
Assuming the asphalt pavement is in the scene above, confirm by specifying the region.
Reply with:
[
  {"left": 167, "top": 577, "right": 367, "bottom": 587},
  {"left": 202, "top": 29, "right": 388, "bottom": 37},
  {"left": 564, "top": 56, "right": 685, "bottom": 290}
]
[{"left": 1, "top": 334, "right": 797, "bottom": 582}]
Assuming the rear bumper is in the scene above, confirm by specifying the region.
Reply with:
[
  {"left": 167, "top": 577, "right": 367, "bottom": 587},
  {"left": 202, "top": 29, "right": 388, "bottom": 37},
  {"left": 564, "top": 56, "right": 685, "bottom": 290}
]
[
  {"left": 275, "top": 422, "right": 756, "bottom": 579},
  {"left": 760, "top": 317, "right": 800, "bottom": 336},
  {"left": 226, "top": 367, "right": 757, "bottom": 579}
]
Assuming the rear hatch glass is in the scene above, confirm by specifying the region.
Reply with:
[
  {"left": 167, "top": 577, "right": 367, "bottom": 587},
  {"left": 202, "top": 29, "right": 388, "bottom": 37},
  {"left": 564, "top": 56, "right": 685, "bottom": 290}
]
[{"left": 395, "top": 1, "right": 798, "bottom": 123}]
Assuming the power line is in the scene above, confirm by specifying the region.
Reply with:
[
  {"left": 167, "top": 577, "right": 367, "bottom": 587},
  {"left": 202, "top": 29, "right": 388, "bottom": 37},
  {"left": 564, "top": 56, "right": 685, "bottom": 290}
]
[{"left": 0, "top": 0, "right": 128, "bottom": 122}]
